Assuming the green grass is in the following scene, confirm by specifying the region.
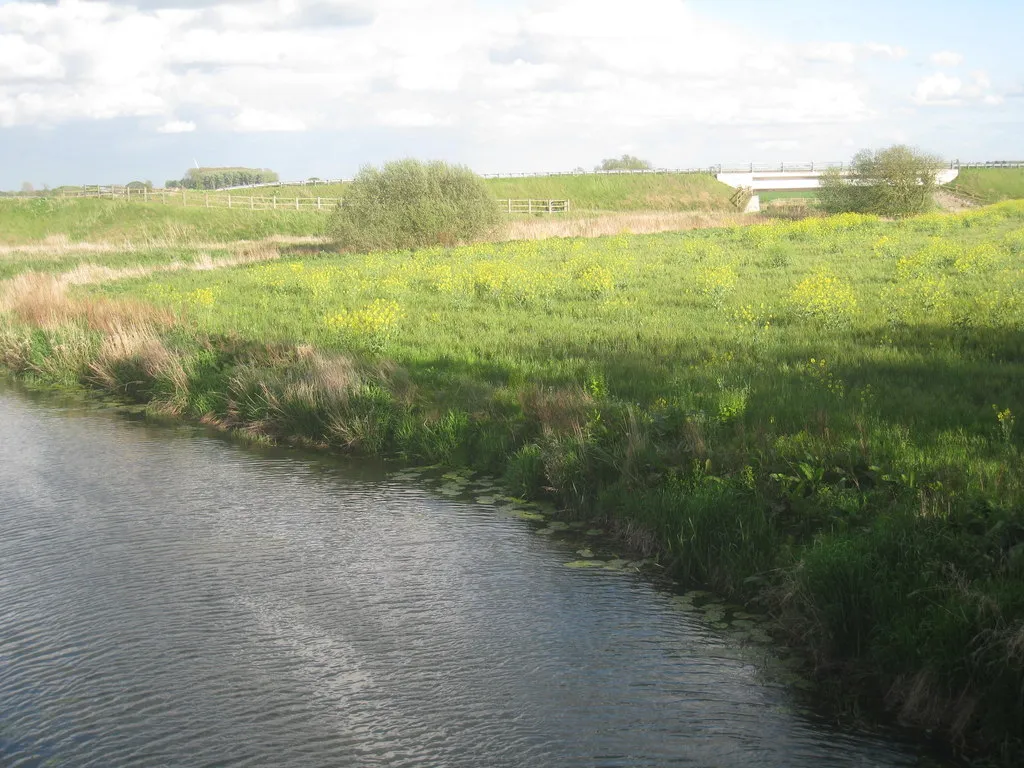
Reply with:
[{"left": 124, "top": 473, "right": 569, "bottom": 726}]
[
  {"left": 945, "top": 167, "right": 1024, "bottom": 204},
  {"left": 0, "top": 197, "right": 327, "bottom": 245},
  {"left": 187, "top": 173, "right": 737, "bottom": 214},
  {"left": 224, "top": 173, "right": 737, "bottom": 212},
  {"left": 4, "top": 202, "right": 1024, "bottom": 761},
  {"left": 482, "top": 172, "right": 735, "bottom": 211}
]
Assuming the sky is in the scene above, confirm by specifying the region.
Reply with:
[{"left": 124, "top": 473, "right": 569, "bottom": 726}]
[{"left": 0, "top": 0, "right": 1021, "bottom": 189}]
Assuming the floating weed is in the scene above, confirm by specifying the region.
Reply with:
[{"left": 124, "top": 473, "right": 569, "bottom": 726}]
[
  {"left": 563, "top": 560, "right": 606, "bottom": 569},
  {"left": 514, "top": 510, "right": 547, "bottom": 522}
]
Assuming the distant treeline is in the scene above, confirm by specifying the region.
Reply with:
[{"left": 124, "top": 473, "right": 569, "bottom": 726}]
[{"left": 166, "top": 167, "right": 279, "bottom": 190}]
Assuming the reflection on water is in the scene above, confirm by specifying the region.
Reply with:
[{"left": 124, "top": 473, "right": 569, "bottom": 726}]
[{"left": 0, "top": 386, "right": 940, "bottom": 767}]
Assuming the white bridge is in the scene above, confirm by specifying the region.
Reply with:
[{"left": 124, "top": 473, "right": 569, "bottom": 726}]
[{"left": 715, "top": 164, "right": 961, "bottom": 213}]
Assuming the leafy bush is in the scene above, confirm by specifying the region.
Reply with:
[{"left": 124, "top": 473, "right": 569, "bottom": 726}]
[
  {"left": 819, "top": 145, "right": 945, "bottom": 218},
  {"left": 330, "top": 159, "right": 501, "bottom": 251}
]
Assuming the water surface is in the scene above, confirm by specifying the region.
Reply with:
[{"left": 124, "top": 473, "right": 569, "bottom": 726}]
[{"left": 0, "top": 386, "right": 939, "bottom": 767}]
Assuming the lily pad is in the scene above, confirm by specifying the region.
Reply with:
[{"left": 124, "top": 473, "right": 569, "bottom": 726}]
[
  {"left": 564, "top": 560, "right": 605, "bottom": 569},
  {"left": 702, "top": 605, "right": 727, "bottom": 623},
  {"left": 602, "top": 558, "right": 629, "bottom": 571},
  {"left": 534, "top": 527, "right": 555, "bottom": 536},
  {"left": 514, "top": 510, "right": 547, "bottom": 522},
  {"left": 576, "top": 548, "right": 595, "bottom": 558},
  {"left": 746, "top": 629, "right": 774, "bottom": 645},
  {"left": 585, "top": 528, "right": 604, "bottom": 536},
  {"left": 546, "top": 521, "right": 570, "bottom": 531},
  {"left": 475, "top": 496, "right": 497, "bottom": 505}
]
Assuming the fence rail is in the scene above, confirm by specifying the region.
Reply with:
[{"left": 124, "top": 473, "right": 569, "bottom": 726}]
[{"left": 503, "top": 199, "right": 570, "bottom": 214}]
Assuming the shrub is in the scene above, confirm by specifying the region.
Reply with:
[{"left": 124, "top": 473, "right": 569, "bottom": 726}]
[
  {"left": 330, "top": 159, "right": 501, "bottom": 251},
  {"left": 819, "top": 145, "right": 945, "bottom": 218}
]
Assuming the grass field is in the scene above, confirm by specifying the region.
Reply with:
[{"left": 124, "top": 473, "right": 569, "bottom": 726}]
[
  {"left": 2, "top": 202, "right": 1024, "bottom": 761},
  {"left": 483, "top": 173, "right": 734, "bottom": 211},
  {"left": 760, "top": 190, "right": 820, "bottom": 203},
  {"left": 0, "top": 197, "right": 328, "bottom": 245},
  {"left": 945, "top": 168, "right": 1024, "bottom": 204}
]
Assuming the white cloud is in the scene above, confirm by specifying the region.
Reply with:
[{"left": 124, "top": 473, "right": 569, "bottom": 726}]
[
  {"left": 801, "top": 42, "right": 907, "bottom": 64},
  {"left": 0, "top": 0, "right": 916, "bottom": 137},
  {"left": 864, "top": 43, "right": 908, "bottom": 60},
  {"left": 913, "top": 70, "right": 1001, "bottom": 106},
  {"left": 157, "top": 119, "right": 196, "bottom": 133},
  {"left": 929, "top": 50, "right": 964, "bottom": 68},
  {"left": 231, "top": 108, "right": 307, "bottom": 132}
]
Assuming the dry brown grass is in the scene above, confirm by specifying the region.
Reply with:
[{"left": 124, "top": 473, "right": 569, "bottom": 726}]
[
  {"left": 0, "top": 272, "right": 175, "bottom": 330},
  {"left": 518, "top": 384, "right": 594, "bottom": 433},
  {"left": 0, "top": 234, "right": 310, "bottom": 262},
  {"left": 497, "top": 210, "right": 756, "bottom": 241},
  {"left": 88, "top": 321, "right": 189, "bottom": 400}
]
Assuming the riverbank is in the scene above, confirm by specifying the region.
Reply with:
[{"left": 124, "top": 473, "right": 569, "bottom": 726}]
[{"left": 2, "top": 203, "right": 1023, "bottom": 763}]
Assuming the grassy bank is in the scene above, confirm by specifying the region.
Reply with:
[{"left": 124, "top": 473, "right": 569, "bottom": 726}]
[
  {"left": 483, "top": 172, "right": 735, "bottom": 211},
  {"left": 946, "top": 168, "right": 1024, "bottom": 204},
  {"left": 0, "top": 197, "right": 328, "bottom": 245},
  {"left": 2, "top": 203, "right": 1024, "bottom": 761}
]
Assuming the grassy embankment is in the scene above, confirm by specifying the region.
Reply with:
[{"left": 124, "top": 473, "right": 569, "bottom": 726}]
[
  {"left": 946, "top": 168, "right": 1024, "bottom": 205},
  {"left": 1, "top": 175, "right": 748, "bottom": 250},
  {"left": 198, "top": 172, "right": 736, "bottom": 213},
  {"left": 0, "top": 197, "right": 328, "bottom": 246},
  {"left": 2, "top": 202, "right": 1023, "bottom": 760}
]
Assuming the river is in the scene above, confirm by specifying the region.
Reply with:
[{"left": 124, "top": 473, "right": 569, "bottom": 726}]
[{"left": 0, "top": 386, "right": 945, "bottom": 767}]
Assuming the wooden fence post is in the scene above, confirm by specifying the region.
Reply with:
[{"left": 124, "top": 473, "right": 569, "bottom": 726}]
[
  {"left": 250, "top": 196, "right": 254, "bottom": 210},
  {"left": 228, "top": 195, "right": 232, "bottom": 209},
  {"left": 317, "top": 197, "right": 321, "bottom": 210},
  {"left": 205, "top": 193, "right": 209, "bottom": 208},
  {"left": 296, "top": 197, "right": 299, "bottom": 211}
]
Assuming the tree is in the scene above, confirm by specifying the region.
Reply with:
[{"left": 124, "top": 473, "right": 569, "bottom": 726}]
[
  {"left": 20, "top": 181, "right": 34, "bottom": 194},
  {"left": 819, "top": 145, "right": 945, "bottom": 217},
  {"left": 165, "top": 167, "right": 279, "bottom": 190},
  {"left": 596, "top": 154, "right": 652, "bottom": 171},
  {"left": 330, "top": 159, "right": 501, "bottom": 251}
]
